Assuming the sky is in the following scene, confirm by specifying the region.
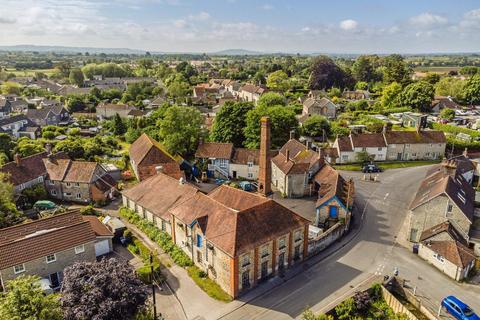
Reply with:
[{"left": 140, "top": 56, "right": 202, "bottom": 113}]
[{"left": 1, "top": 0, "right": 480, "bottom": 54}]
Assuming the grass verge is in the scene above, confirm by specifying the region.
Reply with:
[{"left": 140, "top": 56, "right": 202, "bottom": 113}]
[{"left": 334, "top": 160, "right": 440, "bottom": 171}]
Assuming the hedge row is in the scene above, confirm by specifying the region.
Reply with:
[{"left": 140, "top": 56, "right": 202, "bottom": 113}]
[{"left": 432, "top": 122, "right": 480, "bottom": 138}]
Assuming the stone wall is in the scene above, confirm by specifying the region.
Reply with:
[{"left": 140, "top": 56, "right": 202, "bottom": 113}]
[{"left": 308, "top": 223, "right": 346, "bottom": 256}]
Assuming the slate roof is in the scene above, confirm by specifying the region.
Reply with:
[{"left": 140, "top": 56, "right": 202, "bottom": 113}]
[
  {"left": 26, "top": 105, "right": 67, "bottom": 121},
  {"left": 122, "top": 173, "right": 199, "bottom": 221},
  {"left": 303, "top": 97, "right": 335, "bottom": 110},
  {"left": 272, "top": 139, "right": 321, "bottom": 175},
  {"left": 169, "top": 185, "right": 309, "bottom": 257},
  {"left": 0, "top": 211, "right": 97, "bottom": 270},
  {"left": 195, "top": 142, "right": 234, "bottom": 160},
  {"left": 0, "top": 151, "right": 68, "bottom": 186},
  {"left": 0, "top": 114, "right": 32, "bottom": 126}
]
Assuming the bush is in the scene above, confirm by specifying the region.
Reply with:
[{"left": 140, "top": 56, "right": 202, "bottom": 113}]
[
  {"left": 187, "top": 266, "right": 232, "bottom": 302},
  {"left": 80, "top": 205, "right": 100, "bottom": 216}
]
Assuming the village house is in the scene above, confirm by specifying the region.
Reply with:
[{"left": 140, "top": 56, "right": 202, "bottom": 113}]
[
  {"left": 0, "top": 98, "right": 12, "bottom": 119},
  {"left": 271, "top": 138, "right": 323, "bottom": 198},
  {"left": 43, "top": 159, "right": 116, "bottom": 203},
  {"left": 299, "top": 97, "right": 337, "bottom": 123},
  {"left": 418, "top": 222, "right": 476, "bottom": 281},
  {"left": 96, "top": 103, "right": 136, "bottom": 119},
  {"left": 401, "top": 112, "right": 427, "bottom": 129},
  {"left": 0, "top": 114, "right": 41, "bottom": 139},
  {"left": 408, "top": 166, "right": 474, "bottom": 244},
  {"left": 333, "top": 127, "right": 446, "bottom": 164},
  {"left": 238, "top": 84, "right": 266, "bottom": 104},
  {"left": 129, "top": 133, "right": 183, "bottom": 181},
  {"left": 0, "top": 210, "right": 113, "bottom": 290},
  {"left": 26, "top": 104, "right": 70, "bottom": 126},
  {"left": 10, "top": 98, "right": 29, "bottom": 114},
  {"left": 0, "top": 150, "right": 68, "bottom": 193},
  {"left": 431, "top": 96, "right": 462, "bottom": 113},
  {"left": 342, "top": 90, "right": 371, "bottom": 101},
  {"left": 314, "top": 165, "right": 354, "bottom": 229}
]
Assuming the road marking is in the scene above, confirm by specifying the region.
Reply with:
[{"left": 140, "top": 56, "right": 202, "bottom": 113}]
[{"left": 383, "top": 193, "right": 390, "bottom": 200}]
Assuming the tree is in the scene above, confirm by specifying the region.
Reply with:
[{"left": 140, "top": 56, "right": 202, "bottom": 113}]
[
  {"left": 65, "top": 95, "right": 87, "bottom": 112},
  {"left": 0, "top": 133, "right": 14, "bottom": 158},
  {"left": 210, "top": 101, "right": 254, "bottom": 147},
  {"left": 356, "top": 151, "right": 372, "bottom": 163},
  {"left": 112, "top": 113, "right": 127, "bottom": 136},
  {"left": 244, "top": 105, "right": 298, "bottom": 149},
  {"left": 61, "top": 258, "right": 148, "bottom": 320},
  {"left": 309, "top": 56, "right": 349, "bottom": 90},
  {"left": 69, "top": 68, "right": 85, "bottom": 86},
  {"left": 257, "top": 92, "right": 286, "bottom": 108},
  {"left": 266, "top": 70, "right": 290, "bottom": 92},
  {"left": 460, "top": 66, "right": 479, "bottom": 76},
  {"left": 158, "top": 105, "right": 204, "bottom": 156},
  {"left": 0, "top": 172, "right": 22, "bottom": 228},
  {"left": 301, "top": 309, "right": 334, "bottom": 320},
  {"left": 463, "top": 74, "right": 480, "bottom": 105},
  {"left": 335, "top": 297, "right": 356, "bottom": 320},
  {"left": 302, "top": 115, "right": 330, "bottom": 138},
  {"left": 382, "top": 54, "right": 411, "bottom": 85},
  {"left": 424, "top": 73, "right": 440, "bottom": 85},
  {"left": 54, "top": 139, "right": 85, "bottom": 159},
  {"left": 380, "top": 82, "right": 402, "bottom": 109},
  {"left": 397, "top": 81, "right": 434, "bottom": 112},
  {"left": 352, "top": 55, "right": 380, "bottom": 83},
  {"left": 1, "top": 81, "right": 22, "bottom": 95},
  {"left": 439, "top": 108, "right": 456, "bottom": 121},
  {"left": 14, "top": 138, "right": 44, "bottom": 157},
  {"left": 0, "top": 275, "right": 62, "bottom": 320},
  {"left": 435, "top": 77, "right": 465, "bottom": 101}
]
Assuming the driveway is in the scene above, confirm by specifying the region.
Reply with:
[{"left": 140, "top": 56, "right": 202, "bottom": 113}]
[{"left": 216, "top": 166, "right": 480, "bottom": 320}]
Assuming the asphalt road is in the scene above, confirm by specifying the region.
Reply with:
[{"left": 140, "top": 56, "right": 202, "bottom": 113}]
[{"left": 218, "top": 166, "right": 480, "bottom": 320}]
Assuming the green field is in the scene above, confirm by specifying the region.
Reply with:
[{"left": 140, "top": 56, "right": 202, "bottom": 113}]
[{"left": 5, "top": 68, "right": 56, "bottom": 77}]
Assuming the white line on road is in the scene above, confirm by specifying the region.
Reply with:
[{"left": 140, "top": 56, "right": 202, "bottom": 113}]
[{"left": 383, "top": 193, "right": 389, "bottom": 200}]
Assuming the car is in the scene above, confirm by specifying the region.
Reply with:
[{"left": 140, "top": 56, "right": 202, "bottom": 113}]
[
  {"left": 442, "top": 296, "right": 480, "bottom": 320},
  {"left": 362, "top": 164, "right": 382, "bottom": 173}
]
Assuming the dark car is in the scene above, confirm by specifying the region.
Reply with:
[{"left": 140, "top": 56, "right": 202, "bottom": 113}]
[
  {"left": 362, "top": 164, "right": 382, "bottom": 173},
  {"left": 442, "top": 296, "right": 480, "bottom": 320}
]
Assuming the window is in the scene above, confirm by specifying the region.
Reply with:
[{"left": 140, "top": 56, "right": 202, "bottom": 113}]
[
  {"left": 196, "top": 234, "right": 203, "bottom": 248},
  {"left": 446, "top": 204, "right": 453, "bottom": 217},
  {"left": 261, "top": 246, "right": 269, "bottom": 258},
  {"left": 294, "top": 230, "right": 302, "bottom": 242},
  {"left": 75, "top": 182, "right": 80, "bottom": 187},
  {"left": 13, "top": 264, "right": 25, "bottom": 274},
  {"left": 278, "top": 237, "right": 286, "bottom": 250},
  {"left": 242, "top": 255, "right": 250, "bottom": 267},
  {"left": 433, "top": 253, "right": 445, "bottom": 263},
  {"left": 75, "top": 245, "right": 85, "bottom": 254},
  {"left": 197, "top": 251, "right": 202, "bottom": 263},
  {"left": 378, "top": 147, "right": 382, "bottom": 151},
  {"left": 49, "top": 180, "right": 55, "bottom": 185},
  {"left": 66, "top": 182, "right": 71, "bottom": 187},
  {"left": 64, "top": 192, "right": 72, "bottom": 196},
  {"left": 247, "top": 162, "right": 253, "bottom": 168},
  {"left": 294, "top": 245, "right": 301, "bottom": 260},
  {"left": 247, "top": 172, "right": 253, "bottom": 179},
  {"left": 342, "top": 155, "right": 348, "bottom": 161},
  {"left": 37, "top": 176, "right": 43, "bottom": 183},
  {"left": 46, "top": 254, "right": 56, "bottom": 263},
  {"left": 76, "top": 193, "right": 81, "bottom": 199},
  {"left": 51, "top": 190, "right": 57, "bottom": 196}
]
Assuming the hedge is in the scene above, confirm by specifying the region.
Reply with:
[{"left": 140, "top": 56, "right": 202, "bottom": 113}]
[
  {"left": 432, "top": 122, "right": 480, "bottom": 138},
  {"left": 126, "top": 235, "right": 164, "bottom": 284}
]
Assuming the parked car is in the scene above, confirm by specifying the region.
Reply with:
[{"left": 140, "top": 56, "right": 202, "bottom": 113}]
[
  {"left": 33, "top": 200, "right": 56, "bottom": 211},
  {"left": 442, "top": 296, "right": 480, "bottom": 320},
  {"left": 362, "top": 164, "right": 382, "bottom": 173}
]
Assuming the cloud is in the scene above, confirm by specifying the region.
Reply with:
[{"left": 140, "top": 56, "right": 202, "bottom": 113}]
[
  {"left": 261, "top": 4, "right": 273, "bottom": 10},
  {"left": 0, "top": 17, "right": 16, "bottom": 24},
  {"left": 339, "top": 19, "right": 358, "bottom": 31},
  {"left": 187, "top": 12, "right": 210, "bottom": 21},
  {"left": 409, "top": 13, "right": 448, "bottom": 28}
]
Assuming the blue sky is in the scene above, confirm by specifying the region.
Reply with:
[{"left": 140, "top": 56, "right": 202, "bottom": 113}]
[{"left": 1, "top": 0, "right": 480, "bottom": 53}]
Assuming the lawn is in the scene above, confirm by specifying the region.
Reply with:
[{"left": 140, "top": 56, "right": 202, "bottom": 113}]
[
  {"left": 334, "top": 160, "right": 440, "bottom": 171},
  {"left": 5, "top": 68, "right": 56, "bottom": 77}
]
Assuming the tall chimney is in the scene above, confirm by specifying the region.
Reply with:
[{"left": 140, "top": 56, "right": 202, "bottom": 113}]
[
  {"left": 258, "top": 116, "right": 272, "bottom": 196},
  {"left": 285, "top": 149, "right": 290, "bottom": 162},
  {"left": 14, "top": 153, "right": 21, "bottom": 166}
]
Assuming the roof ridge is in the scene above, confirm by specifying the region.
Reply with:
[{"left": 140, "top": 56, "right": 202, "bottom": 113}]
[{"left": 0, "top": 210, "right": 82, "bottom": 233}]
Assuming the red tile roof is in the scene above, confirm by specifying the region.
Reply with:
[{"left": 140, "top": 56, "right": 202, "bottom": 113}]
[
  {"left": 0, "top": 211, "right": 97, "bottom": 270},
  {"left": 43, "top": 159, "right": 101, "bottom": 183},
  {"left": 169, "top": 185, "right": 309, "bottom": 257},
  {"left": 314, "top": 165, "right": 354, "bottom": 208},
  {"left": 350, "top": 133, "right": 386, "bottom": 148},
  {"left": 272, "top": 139, "right": 321, "bottom": 175},
  {"left": 195, "top": 142, "right": 234, "bottom": 159},
  {"left": 424, "top": 240, "right": 475, "bottom": 268},
  {"left": 82, "top": 216, "right": 113, "bottom": 237}
]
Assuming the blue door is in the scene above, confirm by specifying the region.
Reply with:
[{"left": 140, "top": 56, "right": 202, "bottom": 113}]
[
  {"left": 196, "top": 234, "right": 203, "bottom": 248},
  {"left": 329, "top": 206, "right": 338, "bottom": 219}
]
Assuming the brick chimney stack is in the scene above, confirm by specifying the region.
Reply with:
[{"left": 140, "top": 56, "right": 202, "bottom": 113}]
[{"left": 258, "top": 116, "right": 272, "bottom": 196}]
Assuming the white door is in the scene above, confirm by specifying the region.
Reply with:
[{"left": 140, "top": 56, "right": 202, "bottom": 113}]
[{"left": 95, "top": 240, "right": 110, "bottom": 257}]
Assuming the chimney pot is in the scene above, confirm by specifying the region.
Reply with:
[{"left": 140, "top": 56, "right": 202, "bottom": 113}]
[
  {"left": 286, "top": 149, "right": 290, "bottom": 161},
  {"left": 155, "top": 166, "right": 163, "bottom": 174}
]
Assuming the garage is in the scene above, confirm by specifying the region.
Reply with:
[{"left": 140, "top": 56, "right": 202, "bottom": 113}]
[{"left": 95, "top": 240, "right": 111, "bottom": 257}]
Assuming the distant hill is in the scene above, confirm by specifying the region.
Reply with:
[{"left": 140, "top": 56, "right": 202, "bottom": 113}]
[
  {"left": 0, "top": 45, "right": 146, "bottom": 54},
  {"left": 210, "top": 49, "right": 264, "bottom": 56}
]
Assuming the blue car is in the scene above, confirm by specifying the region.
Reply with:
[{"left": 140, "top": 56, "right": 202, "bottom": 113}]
[{"left": 442, "top": 296, "right": 480, "bottom": 320}]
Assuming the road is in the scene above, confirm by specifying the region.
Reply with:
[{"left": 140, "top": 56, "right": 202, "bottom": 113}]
[{"left": 217, "top": 166, "right": 480, "bottom": 320}]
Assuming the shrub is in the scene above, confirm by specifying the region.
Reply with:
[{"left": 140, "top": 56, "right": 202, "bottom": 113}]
[
  {"left": 187, "top": 266, "right": 232, "bottom": 302},
  {"left": 80, "top": 205, "right": 100, "bottom": 216}
]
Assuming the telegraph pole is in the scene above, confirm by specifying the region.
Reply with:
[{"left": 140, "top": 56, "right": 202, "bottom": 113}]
[{"left": 150, "top": 253, "right": 158, "bottom": 320}]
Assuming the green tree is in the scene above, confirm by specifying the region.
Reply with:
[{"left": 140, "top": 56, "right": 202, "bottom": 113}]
[
  {"left": 244, "top": 105, "right": 298, "bottom": 149},
  {"left": 439, "top": 108, "right": 456, "bottom": 121},
  {"left": 258, "top": 92, "right": 286, "bottom": 109},
  {"left": 302, "top": 115, "right": 330, "bottom": 138},
  {"left": 382, "top": 54, "right": 411, "bottom": 85},
  {"left": 0, "top": 133, "right": 14, "bottom": 158},
  {"left": 335, "top": 297, "right": 357, "bottom": 320},
  {"left": 397, "top": 81, "right": 434, "bottom": 112},
  {"left": 460, "top": 66, "right": 480, "bottom": 76},
  {"left": 14, "top": 138, "right": 44, "bottom": 157},
  {"left": 380, "top": 82, "right": 402, "bottom": 109},
  {"left": 66, "top": 95, "right": 87, "bottom": 112},
  {"left": 424, "top": 73, "right": 440, "bottom": 85},
  {"left": 0, "top": 275, "right": 62, "bottom": 320},
  {"left": 352, "top": 55, "right": 380, "bottom": 83},
  {"left": 435, "top": 77, "right": 465, "bottom": 101},
  {"left": 463, "top": 74, "right": 480, "bottom": 105},
  {"left": 0, "top": 172, "right": 22, "bottom": 228},
  {"left": 54, "top": 139, "right": 85, "bottom": 159},
  {"left": 112, "top": 113, "right": 127, "bottom": 136},
  {"left": 301, "top": 309, "right": 334, "bottom": 320},
  {"left": 1, "top": 81, "right": 22, "bottom": 95},
  {"left": 266, "top": 70, "right": 290, "bottom": 92},
  {"left": 210, "top": 101, "right": 254, "bottom": 147},
  {"left": 158, "top": 105, "right": 204, "bottom": 156},
  {"left": 69, "top": 68, "right": 85, "bottom": 86}
]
